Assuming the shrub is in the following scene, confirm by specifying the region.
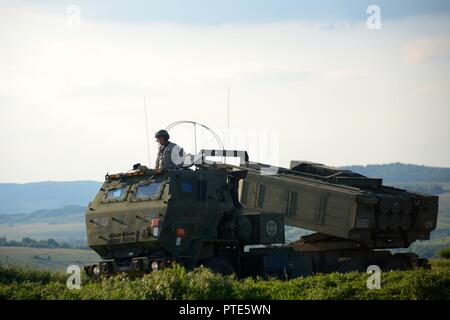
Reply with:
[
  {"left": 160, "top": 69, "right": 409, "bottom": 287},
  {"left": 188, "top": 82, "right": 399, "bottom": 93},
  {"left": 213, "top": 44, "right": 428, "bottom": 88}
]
[{"left": 1, "top": 264, "right": 450, "bottom": 300}]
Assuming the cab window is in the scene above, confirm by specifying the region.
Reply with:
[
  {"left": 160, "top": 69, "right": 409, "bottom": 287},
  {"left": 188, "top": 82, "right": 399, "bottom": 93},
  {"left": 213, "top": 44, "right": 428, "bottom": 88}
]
[
  {"left": 134, "top": 182, "right": 163, "bottom": 200},
  {"left": 104, "top": 186, "right": 129, "bottom": 202},
  {"left": 180, "top": 181, "right": 194, "bottom": 193}
]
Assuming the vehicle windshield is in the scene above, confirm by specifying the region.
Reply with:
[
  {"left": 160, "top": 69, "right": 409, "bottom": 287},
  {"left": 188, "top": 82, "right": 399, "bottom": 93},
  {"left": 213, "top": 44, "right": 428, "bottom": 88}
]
[
  {"left": 105, "top": 186, "right": 128, "bottom": 201},
  {"left": 135, "top": 181, "right": 163, "bottom": 200}
]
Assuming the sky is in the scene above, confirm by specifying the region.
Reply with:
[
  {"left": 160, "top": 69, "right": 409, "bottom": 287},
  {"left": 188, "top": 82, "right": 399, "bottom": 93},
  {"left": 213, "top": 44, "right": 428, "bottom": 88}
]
[{"left": 1, "top": 0, "right": 450, "bottom": 183}]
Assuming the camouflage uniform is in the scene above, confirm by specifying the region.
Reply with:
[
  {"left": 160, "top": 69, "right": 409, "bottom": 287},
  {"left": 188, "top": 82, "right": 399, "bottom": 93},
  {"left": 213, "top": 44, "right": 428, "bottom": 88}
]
[{"left": 155, "top": 141, "right": 184, "bottom": 170}]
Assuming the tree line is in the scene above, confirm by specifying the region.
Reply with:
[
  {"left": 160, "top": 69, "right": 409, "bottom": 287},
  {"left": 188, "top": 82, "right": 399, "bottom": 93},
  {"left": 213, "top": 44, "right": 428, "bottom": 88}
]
[{"left": 0, "top": 237, "right": 89, "bottom": 250}]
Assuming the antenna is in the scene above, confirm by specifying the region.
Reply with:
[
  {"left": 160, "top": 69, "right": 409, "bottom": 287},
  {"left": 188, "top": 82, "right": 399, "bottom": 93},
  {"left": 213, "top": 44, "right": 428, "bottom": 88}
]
[
  {"left": 226, "top": 85, "right": 230, "bottom": 164},
  {"left": 227, "top": 85, "right": 230, "bottom": 149},
  {"left": 144, "top": 98, "right": 151, "bottom": 167},
  {"left": 193, "top": 122, "right": 197, "bottom": 155},
  {"left": 166, "top": 121, "right": 224, "bottom": 151}
]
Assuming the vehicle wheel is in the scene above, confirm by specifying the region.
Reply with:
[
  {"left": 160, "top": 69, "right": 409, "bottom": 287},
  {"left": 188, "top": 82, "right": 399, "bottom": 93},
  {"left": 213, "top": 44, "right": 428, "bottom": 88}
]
[
  {"left": 84, "top": 265, "right": 93, "bottom": 276},
  {"left": 201, "top": 257, "right": 235, "bottom": 276},
  {"left": 132, "top": 259, "right": 143, "bottom": 272},
  {"left": 418, "top": 258, "right": 431, "bottom": 269},
  {"left": 100, "top": 262, "right": 112, "bottom": 274}
]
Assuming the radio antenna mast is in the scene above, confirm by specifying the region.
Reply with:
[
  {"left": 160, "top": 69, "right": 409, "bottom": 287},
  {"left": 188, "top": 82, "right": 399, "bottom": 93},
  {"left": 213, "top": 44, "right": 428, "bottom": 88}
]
[
  {"left": 144, "top": 98, "right": 151, "bottom": 167},
  {"left": 226, "top": 85, "right": 230, "bottom": 165},
  {"left": 227, "top": 85, "right": 230, "bottom": 150}
]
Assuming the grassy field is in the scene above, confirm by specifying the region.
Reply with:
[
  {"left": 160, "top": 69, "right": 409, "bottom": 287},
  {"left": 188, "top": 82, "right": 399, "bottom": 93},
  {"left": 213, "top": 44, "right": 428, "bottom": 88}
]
[
  {"left": 0, "top": 260, "right": 449, "bottom": 300},
  {"left": 0, "top": 247, "right": 99, "bottom": 271},
  {"left": 429, "top": 259, "right": 450, "bottom": 271},
  {"left": 0, "top": 222, "right": 85, "bottom": 241}
]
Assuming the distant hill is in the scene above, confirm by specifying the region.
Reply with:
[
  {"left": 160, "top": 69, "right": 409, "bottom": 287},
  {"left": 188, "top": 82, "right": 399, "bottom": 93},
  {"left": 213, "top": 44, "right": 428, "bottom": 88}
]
[
  {"left": 0, "top": 247, "right": 99, "bottom": 271},
  {"left": 0, "top": 205, "right": 87, "bottom": 241},
  {"left": 0, "top": 181, "right": 101, "bottom": 214},
  {"left": 0, "top": 205, "right": 86, "bottom": 225},
  {"left": 341, "top": 163, "right": 450, "bottom": 183}
]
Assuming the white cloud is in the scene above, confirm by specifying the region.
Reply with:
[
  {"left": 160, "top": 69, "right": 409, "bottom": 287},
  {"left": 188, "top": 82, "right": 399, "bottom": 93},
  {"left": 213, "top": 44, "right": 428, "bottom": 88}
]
[
  {"left": 1, "top": 5, "right": 450, "bottom": 182},
  {"left": 412, "top": 84, "right": 449, "bottom": 96},
  {"left": 405, "top": 37, "right": 450, "bottom": 64}
]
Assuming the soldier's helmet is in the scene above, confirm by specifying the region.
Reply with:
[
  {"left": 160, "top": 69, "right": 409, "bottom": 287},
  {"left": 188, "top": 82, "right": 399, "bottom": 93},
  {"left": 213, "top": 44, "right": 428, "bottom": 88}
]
[{"left": 155, "top": 129, "right": 170, "bottom": 139}]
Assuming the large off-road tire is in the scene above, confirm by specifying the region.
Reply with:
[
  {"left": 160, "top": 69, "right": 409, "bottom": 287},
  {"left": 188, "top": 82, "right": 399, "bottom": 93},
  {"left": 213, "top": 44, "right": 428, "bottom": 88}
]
[{"left": 201, "top": 257, "right": 235, "bottom": 276}]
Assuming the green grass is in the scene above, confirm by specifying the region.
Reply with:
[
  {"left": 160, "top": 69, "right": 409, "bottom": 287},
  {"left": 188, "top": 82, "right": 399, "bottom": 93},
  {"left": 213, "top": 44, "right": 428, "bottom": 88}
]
[
  {"left": 429, "top": 259, "right": 450, "bottom": 271},
  {"left": 0, "top": 246, "right": 99, "bottom": 271},
  {"left": 1, "top": 263, "right": 450, "bottom": 300}
]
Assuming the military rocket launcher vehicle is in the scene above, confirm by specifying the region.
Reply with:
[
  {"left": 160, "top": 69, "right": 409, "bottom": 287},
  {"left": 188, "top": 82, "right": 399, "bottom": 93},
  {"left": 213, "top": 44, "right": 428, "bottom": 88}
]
[{"left": 84, "top": 150, "right": 438, "bottom": 278}]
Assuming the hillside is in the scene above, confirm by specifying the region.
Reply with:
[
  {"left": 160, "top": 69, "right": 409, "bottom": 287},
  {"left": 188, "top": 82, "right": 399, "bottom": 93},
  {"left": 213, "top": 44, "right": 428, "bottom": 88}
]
[
  {"left": 341, "top": 163, "right": 450, "bottom": 183},
  {"left": 0, "top": 181, "right": 101, "bottom": 214},
  {"left": 0, "top": 205, "right": 86, "bottom": 225},
  {"left": 0, "top": 206, "right": 87, "bottom": 241},
  {"left": 0, "top": 247, "right": 99, "bottom": 271}
]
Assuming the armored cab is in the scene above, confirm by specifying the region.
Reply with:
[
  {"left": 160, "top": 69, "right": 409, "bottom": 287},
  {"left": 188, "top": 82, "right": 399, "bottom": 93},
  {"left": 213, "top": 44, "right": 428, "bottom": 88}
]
[{"left": 84, "top": 164, "right": 285, "bottom": 276}]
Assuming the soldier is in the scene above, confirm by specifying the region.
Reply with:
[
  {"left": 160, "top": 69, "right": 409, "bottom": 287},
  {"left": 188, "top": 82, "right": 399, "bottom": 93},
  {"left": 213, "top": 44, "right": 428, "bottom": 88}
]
[{"left": 154, "top": 129, "right": 185, "bottom": 170}]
